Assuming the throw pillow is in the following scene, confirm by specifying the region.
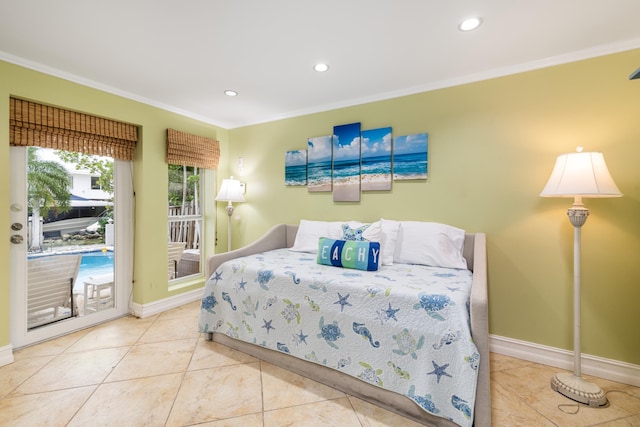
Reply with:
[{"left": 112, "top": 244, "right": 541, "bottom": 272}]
[
  {"left": 341, "top": 221, "right": 382, "bottom": 242},
  {"left": 341, "top": 223, "right": 371, "bottom": 241},
  {"left": 317, "top": 237, "right": 380, "bottom": 271}
]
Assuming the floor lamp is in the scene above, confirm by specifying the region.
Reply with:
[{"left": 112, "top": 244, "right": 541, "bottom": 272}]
[
  {"left": 540, "top": 147, "right": 622, "bottom": 407},
  {"left": 215, "top": 176, "right": 245, "bottom": 252}
]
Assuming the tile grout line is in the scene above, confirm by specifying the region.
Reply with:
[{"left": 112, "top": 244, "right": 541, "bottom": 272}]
[
  {"left": 162, "top": 333, "right": 201, "bottom": 427},
  {"left": 66, "top": 312, "right": 162, "bottom": 425},
  {"left": 2, "top": 325, "right": 95, "bottom": 400}
]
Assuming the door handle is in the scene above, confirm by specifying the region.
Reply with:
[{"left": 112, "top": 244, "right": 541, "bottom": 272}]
[
  {"left": 11, "top": 223, "right": 23, "bottom": 231},
  {"left": 10, "top": 235, "right": 23, "bottom": 244}
]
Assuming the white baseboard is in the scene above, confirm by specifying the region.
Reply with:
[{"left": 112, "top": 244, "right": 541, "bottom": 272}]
[
  {"left": 130, "top": 287, "right": 203, "bottom": 319},
  {"left": 0, "top": 344, "right": 15, "bottom": 367},
  {"left": 490, "top": 335, "right": 640, "bottom": 387}
]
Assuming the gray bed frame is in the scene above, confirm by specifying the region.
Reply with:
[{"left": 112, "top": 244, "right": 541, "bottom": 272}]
[{"left": 205, "top": 224, "right": 490, "bottom": 427}]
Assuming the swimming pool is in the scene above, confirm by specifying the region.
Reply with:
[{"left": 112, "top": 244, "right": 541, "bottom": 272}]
[{"left": 74, "top": 251, "right": 114, "bottom": 293}]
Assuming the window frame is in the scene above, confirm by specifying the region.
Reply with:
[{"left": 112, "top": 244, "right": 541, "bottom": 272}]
[{"left": 168, "top": 164, "right": 205, "bottom": 284}]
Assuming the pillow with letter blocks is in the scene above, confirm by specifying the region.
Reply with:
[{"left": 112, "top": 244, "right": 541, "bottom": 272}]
[{"left": 317, "top": 237, "right": 380, "bottom": 271}]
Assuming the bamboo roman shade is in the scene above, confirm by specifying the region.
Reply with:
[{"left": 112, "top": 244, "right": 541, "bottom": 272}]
[
  {"left": 166, "top": 128, "right": 220, "bottom": 169},
  {"left": 10, "top": 97, "right": 138, "bottom": 160}
]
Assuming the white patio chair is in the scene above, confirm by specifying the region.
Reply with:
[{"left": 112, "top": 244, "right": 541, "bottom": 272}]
[
  {"left": 27, "top": 254, "right": 81, "bottom": 329},
  {"left": 168, "top": 242, "right": 186, "bottom": 280}
]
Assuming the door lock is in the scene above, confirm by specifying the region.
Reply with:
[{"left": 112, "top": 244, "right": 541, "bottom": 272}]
[
  {"left": 10, "top": 235, "right": 23, "bottom": 244},
  {"left": 11, "top": 223, "right": 23, "bottom": 231}
]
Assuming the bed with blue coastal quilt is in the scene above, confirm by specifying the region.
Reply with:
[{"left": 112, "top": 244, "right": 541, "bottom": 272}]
[{"left": 198, "top": 221, "right": 490, "bottom": 427}]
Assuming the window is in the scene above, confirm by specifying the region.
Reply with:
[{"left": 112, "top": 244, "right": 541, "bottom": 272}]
[
  {"left": 91, "top": 176, "right": 101, "bottom": 190},
  {"left": 168, "top": 164, "right": 202, "bottom": 281},
  {"left": 165, "top": 128, "right": 218, "bottom": 284}
]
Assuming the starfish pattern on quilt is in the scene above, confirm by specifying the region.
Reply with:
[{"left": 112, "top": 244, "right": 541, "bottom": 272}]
[
  {"left": 295, "top": 330, "right": 308, "bottom": 344},
  {"left": 427, "top": 361, "right": 453, "bottom": 383},
  {"left": 334, "top": 292, "right": 352, "bottom": 312},
  {"left": 262, "top": 318, "right": 275, "bottom": 334},
  {"left": 384, "top": 303, "right": 400, "bottom": 321}
]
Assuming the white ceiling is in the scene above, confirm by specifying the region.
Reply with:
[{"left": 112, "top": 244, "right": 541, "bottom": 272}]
[{"left": 2, "top": 1, "right": 640, "bottom": 129}]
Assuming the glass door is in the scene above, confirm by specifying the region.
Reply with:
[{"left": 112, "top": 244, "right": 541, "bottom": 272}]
[{"left": 9, "top": 146, "right": 133, "bottom": 348}]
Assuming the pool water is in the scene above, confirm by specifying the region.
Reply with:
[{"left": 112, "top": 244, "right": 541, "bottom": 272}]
[{"left": 74, "top": 251, "right": 114, "bottom": 293}]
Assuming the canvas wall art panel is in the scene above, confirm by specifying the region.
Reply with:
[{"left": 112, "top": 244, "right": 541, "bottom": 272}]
[
  {"left": 332, "top": 122, "right": 361, "bottom": 202},
  {"left": 307, "top": 135, "right": 333, "bottom": 192},
  {"left": 361, "top": 126, "right": 392, "bottom": 191},
  {"left": 285, "top": 150, "right": 307, "bottom": 186},
  {"left": 393, "top": 133, "right": 428, "bottom": 180}
]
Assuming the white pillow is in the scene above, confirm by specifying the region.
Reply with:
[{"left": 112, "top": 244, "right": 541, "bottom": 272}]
[
  {"left": 380, "top": 218, "right": 401, "bottom": 266},
  {"left": 290, "top": 220, "right": 333, "bottom": 253},
  {"left": 328, "top": 221, "right": 345, "bottom": 239},
  {"left": 393, "top": 221, "right": 467, "bottom": 269},
  {"left": 362, "top": 221, "right": 381, "bottom": 242}
]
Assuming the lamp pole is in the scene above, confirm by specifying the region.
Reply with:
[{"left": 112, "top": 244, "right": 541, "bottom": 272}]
[
  {"left": 568, "top": 202, "right": 588, "bottom": 379},
  {"left": 225, "top": 201, "right": 234, "bottom": 252},
  {"left": 549, "top": 201, "right": 607, "bottom": 407}
]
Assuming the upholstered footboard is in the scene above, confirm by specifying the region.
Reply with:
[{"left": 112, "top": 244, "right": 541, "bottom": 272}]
[{"left": 205, "top": 224, "right": 490, "bottom": 427}]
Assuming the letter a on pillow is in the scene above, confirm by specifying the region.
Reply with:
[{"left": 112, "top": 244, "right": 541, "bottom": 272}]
[{"left": 317, "top": 237, "right": 380, "bottom": 271}]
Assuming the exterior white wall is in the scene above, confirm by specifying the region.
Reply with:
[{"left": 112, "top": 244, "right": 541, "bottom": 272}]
[{"left": 69, "top": 170, "right": 110, "bottom": 201}]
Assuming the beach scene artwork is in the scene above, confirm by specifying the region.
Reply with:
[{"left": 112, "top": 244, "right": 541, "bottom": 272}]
[
  {"left": 393, "top": 133, "right": 428, "bottom": 180},
  {"left": 332, "top": 122, "right": 361, "bottom": 202},
  {"left": 361, "top": 127, "right": 392, "bottom": 191},
  {"left": 307, "top": 135, "right": 333, "bottom": 192},
  {"left": 285, "top": 150, "right": 307, "bottom": 186}
]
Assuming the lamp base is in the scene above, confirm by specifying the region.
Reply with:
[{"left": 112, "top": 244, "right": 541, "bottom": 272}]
[{"left": 551, "top": 373, "right": 608, "bottom": 407}]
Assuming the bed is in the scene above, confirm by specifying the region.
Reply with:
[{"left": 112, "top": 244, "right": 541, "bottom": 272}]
[{"left": 198, "top": 221, "right": 490, "bottom": 427}]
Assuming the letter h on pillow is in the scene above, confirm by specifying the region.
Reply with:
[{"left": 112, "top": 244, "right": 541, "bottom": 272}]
[{"left": 317, "top": 237, "right": 380, "bottom": 271}]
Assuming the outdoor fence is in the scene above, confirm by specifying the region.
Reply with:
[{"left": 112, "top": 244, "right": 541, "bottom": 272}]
[{"left": 168, "top": 204, "right": 200, "bottom": 250}]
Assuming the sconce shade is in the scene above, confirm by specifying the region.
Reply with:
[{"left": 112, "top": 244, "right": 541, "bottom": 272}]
[
  {"left": 215, "top": 177, "right": 245, "bottom": 203},
  {"left": 540, "top": 151, "right": 622, "bottom": 198}
]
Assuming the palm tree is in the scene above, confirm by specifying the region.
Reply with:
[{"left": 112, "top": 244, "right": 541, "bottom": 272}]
[{"left": 27, "top": 147, "right": 71, "bottom": 251}]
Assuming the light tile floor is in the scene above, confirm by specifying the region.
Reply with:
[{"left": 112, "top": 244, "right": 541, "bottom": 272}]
[{"left": 1, "top": 301, "right": 639, "bottom": 426}]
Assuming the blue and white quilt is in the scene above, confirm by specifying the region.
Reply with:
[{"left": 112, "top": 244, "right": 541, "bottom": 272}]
[{"left": 198, "top": 249, "right": 479, "bottom": 427}]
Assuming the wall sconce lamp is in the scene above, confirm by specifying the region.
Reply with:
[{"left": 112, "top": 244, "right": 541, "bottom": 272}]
[
  {"left": 540, "top": 146, "right": 622, "bottom": 407},
  {"left": 215, "top": 176, "right": 245, "bottom": 251}
]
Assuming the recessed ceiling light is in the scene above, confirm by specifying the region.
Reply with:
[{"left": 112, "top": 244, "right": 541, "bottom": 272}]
[
  {"left": 224, "top": 90, "right": 238, "bottom": 97},
  {"left": 313, "top": 63, "right": 329, "bottom": 72},
  {"left": 459, "top": 17, "right": 482, "bottom": 31}
]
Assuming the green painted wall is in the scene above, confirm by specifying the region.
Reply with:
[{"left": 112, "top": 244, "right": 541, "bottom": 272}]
[
  {"left": 2, "top": 49, "right": 639, "bottom": 366},
  {"left": 0, "top": 60, "right": 229, "bottom": 348},
  {"left": 227, "top": 49, "right": 640, "bottom": 365}
]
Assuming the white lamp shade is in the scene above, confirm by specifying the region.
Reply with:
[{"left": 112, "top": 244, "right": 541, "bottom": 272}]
[
  {"left": 215, "top": 177, "right": 245, "bottom": 203},
  {"left": 540, "top": 151, "right": 622, "bottom": 198}
]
